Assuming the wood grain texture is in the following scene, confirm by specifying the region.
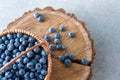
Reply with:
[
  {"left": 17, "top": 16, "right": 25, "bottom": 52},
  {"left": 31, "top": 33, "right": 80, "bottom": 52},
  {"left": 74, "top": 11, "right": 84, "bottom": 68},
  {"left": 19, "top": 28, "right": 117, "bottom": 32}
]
[{"left": 6, "top": 7, "right": 95, "bottom": 80}]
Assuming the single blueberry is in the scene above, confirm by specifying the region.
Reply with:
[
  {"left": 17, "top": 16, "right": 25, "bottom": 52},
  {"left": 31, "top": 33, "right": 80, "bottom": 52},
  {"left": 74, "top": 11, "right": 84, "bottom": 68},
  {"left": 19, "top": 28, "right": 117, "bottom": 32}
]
[
  {"left": 5, "top": 56, "right": 11, "bottom": 61},
  {"left": 0, "top": 38, "right": 3, "bottom": 44},
  {"left": 27, "top": 62, "right": 34, "bottom": 69},
  {"left": 2, "top": 36, "right": 7, "bottom": 41},
  {"left": 0, "top": 58, "right": 3, "bottom": 63},
  {"left": 10, "top": 39, "right": 15, "bottom": 43},
  {"left": 24, "top": 72, "right": 30, "bottom": 78},
  {"left": 39, "top": 57, "right": 46, "bottom": 64},
  {"left": 64, "top": 54, "right": 69, "bottom": 58},
  {"left": 5, "top": 50, "right": 11, "bottom": 55},
  {"left": 68, "top": 32, "right": 75, "bottom": 38},
  {"left": 69, "top": 53, "right": 74, "bottom": 59},
  {"left": 5, "top": 71, "right": 12, "bottom": 78},
  {"left": 41, "top": 69, "right": 47, "bottom": 76},
  {"left": 18, "top": 63, "right": 24, "bottom": 69},
  {"left": 44, "top": 35, "right": 51, "bottom": 42},
  {"left": 28, "top": 43, "right": 34, "bottom": 47},
  {"left": 43, "top": 64, "right": 47, "bottom": 70},
  {"left": 4, "top": 40, "right": 9, "bottom": 45},
  {"left": 2, "top": 77, "right": 7, "bottom": 80},
  {"left": 41, "top": 50, "right": 47, "bottom": 57},
  {"left": 19, "top": 45, "right": 25, "bottom": 51},
  {"left": 30, "top": 68, "right": 36, "bottom": 72},
  {"left": 7, "top": 43, "right": 14, "bottom": 51},
  {"left": 54, "top": 39, "right": 60, "bottom": 44},
  {"left": 22, "top": 40, "right": 28, "bottom": 46},
  {"left": 20, "top": 37, "right": 25, "bottom": 43},
  {"left": 58, "top": 55, "right": 65, "bottom": 61},
  {"left": 27, "top": 51, "right": 34, "bottom": 58},
  {"left": 13, "top": 63, "right": 17, "bottom": 70},
  {"left": 64, "top": 59, "right": 72, "bottom": 67},
  {"left": 23, "top": 34, "right": 29, "bottom": 40},
  {"left": 49, "top": 27, "right": 55, "bottom": 33},
  {"left": 35, "top": 55, "right": 41, "bottom": 60},
  {"left": 56, "top": 44, "right": 62, "bottom": 50},
  {"left": 15, "top": 38, "right": 20, "bottom": 42},
  {"left": 7, "top": 34, "right": 13, "bottom": 39},
  {"left": 61, "top": 45, "right": 66, "bottom": 50},
  {"left": 54, "top": 33, "right": 60, "bottom": 39},
  {"left": 1, "top": 53, "right": 5, "bottom": 59},
  {"left": 23, "top": 57, "right": 29, "bottom": 64},
  {"left": 35, "top": 63, "right": 42, "bottom": 70},
  {"left": 81, "top": 58, "right": 88, "bottom": 65},
  {"left": 30, "top": 72, "right": 34, "bottom": 78},
  {"left": 13, "top": 49, "right": 19, "bottom": 54},
  {"left": 13, "top": 34, "right": 17, "bottom": 39},
  {"left": 16, "top": 57, "right": 23, "bottom": 63},
  {"left": 28, "top": 37, "right": 35, "bottom": 43},
  {"left": 37, "top": 16, "right": 44, "bottom": 22},
  {"left": 49, "top": 44, "right": 55, "bottom": 50},
  {"left": 59, "top": 25, "right": 66, "bottom": 31},
  {"left": 16, "top": 52, "right": 21, "bottom": 56},
  {"left": 17, "top": 33, "right": 23, "bottom": 38},
  {"left": 31, "top": 59, "right": 37, "bottom": 64},
  {"left": 39, "top": 74, "right": 44, "bottom": 79},
  {"left": 0, "top": 44, "right": 6, "bottom": 50},
  {"left": 33, "top": 47, "right": 41, "bottom": 53},
  {"left": 19, "top": 69, "right": 25, "bottom": 75},
  {"left": 33, "top": 12, "right": 40, "bottom": 18}
]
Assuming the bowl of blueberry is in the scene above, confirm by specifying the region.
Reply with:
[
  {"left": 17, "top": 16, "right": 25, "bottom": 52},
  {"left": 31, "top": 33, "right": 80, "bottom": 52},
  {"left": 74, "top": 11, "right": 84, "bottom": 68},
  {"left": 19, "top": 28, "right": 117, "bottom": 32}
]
[{"left": 0, "top": 29, "right": 52, "bottom": 80}]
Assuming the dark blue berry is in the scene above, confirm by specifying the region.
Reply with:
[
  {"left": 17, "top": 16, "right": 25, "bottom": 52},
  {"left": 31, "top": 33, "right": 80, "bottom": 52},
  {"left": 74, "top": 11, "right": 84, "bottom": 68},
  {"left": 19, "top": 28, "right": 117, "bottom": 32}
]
[
  {"left": 7, "top": 43, "right": 14, "bottom": 51},
  {"left": 0, "top": 39, "right": 3, "bottom": 44},
  {"left": 19, "top": 45, "right": 25, "bottom": 51},
  {"left": 41, "top": 50, "right": 47, "bottom": 57},
  {"left": 23, "top": 34, "right": 29, "bottom": 40},
  {"left": 43, "top": 64, "right": 47, "bottom": 70},
  {"left": 7, "top": 34, "right": 13, "bottom": 39},
  {"left": 27, "top": 62, "right": 34, "bottom": 69},
  {"left": 13, "top": 34, "right": 17, "bottom": 38},
  {"left": 18, "top": 63, "right": 24, "bottom": 69},
  {"left": 23, "top": 57, "right": 29, "bottom": 64},
  {"left": 41, "top": 69, "right": 47, "bottom": 76},
  {"left": 20, "top": 37, "right": 25, "bottom": 43},
  {"left": 49, "top": 44, "right": 55, "bottom": 50},
  {"left": 35, "top": 63, "right": 42, "bottom": 70},
  {"left": 15, "top": 38, "right": 20, "bottom": 42},
  {"left": 69, "top": 53, "right": 74, "bottom": 59},
  {"left": 58, "top": 55, "right": 65, "bottom": 61},
  {"left": 17, "top": 33, "right": 23, "bottom": 38},
  {"left": 81, "top": 58, "right": 88, "bottom": 65},
  {"left": 22, "top": 40, "right": 28, "bottom": 46},
  {"left": 5, "top": 71, "right": 12, "bottom": 78},
  {"left": 59, "top": 25, "right": 66, "bottom": 31},
  {"left": 28, "top": 37, "right": 35, "bottom": 43},
  {"left": 30, "top": 72, "right": 34, "bottom": 78},
  {"left": 10, "top": 39, "right": 15, "bottom": 43},
  {"left": 64, "top": 59, "right": 72, "bottom": 67},
  {"left": 68, "top": 32, "right": 75, "bottom": 38},
  {"left": 33, "top": 12, "right": 40, "bottom": 18},
  {"left": 64, "top": 54, "right": 69, "bottom": 58},
  {"left": 5, "top": 50, "right": 11, "bottom": 55},
  {"left": 27, "top": 51, "right": 34, "bottom": 58},
  {"left": 61, "top": 45, "right": 66, "bottom": 50},
  {"left": 28, "top": 43, "right": 34, "bottom": 47},
  {"left": 5, "top": 56, "right": 11, "bottom": 61},
  {"left": 0, "top": 44, "right": 6, "bottom": 50},
  {"left": 13, "top": 63, "right": 17, "bottom": 70},
  {"left": 19, "top": 69, "right": 25, "bottom": 75},
  {"left": 2, "top": 36, "right": 7, "bottom": 41},
  {"left": 39, "top": 74, "right": 44, "bottom": 79},
  {"left": 49, "top": 27, "right": 55, "bottom": 33},
  {"left": 39, "top": 57, "right": 46, "bottom": 64},
  {"left": 13, "top": 49, "right": 19, "bottom": 54},
  {"left": 35, "top": 55, "right": 41, "bottom": 60},
  {"left": 1, "top": 53, "right": 5, "bottom": 59},
  {"left": 4, "top": 40, "right": 9, "bottom": 45},
  {"left": 33, "top": 47, "right": 41, "bottom": 53},
  {"left": 54, "top": 33, "right": 60, "bottom": 39},
  {"left": 44, "top": 35, "right": 51, "bottom": 42},
  {"left": 54, "top": 39, "right": 60, "bottom": 44},
  {"left": 37, "top": 16, "right": 44, "bottom": 22},
  {"left": 56, "top": 44, "right": 62, "bottom": 49},
  {"left": 24, "top": 72, "right": 30, "bottom": 78}
]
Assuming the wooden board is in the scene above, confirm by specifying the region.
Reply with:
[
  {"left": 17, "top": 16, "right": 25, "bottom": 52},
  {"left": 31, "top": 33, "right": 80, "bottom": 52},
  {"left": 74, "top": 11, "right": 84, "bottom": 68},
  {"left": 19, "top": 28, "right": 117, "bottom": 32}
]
[{"left": 6, "top": 7, "right": 95, "bottom": 80}]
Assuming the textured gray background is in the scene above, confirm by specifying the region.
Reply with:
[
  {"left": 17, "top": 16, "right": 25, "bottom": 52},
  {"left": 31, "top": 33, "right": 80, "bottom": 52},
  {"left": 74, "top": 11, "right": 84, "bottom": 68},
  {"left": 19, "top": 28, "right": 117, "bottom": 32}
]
[{"left": 0, "top": 0, "right": 120, "bottom": 80}]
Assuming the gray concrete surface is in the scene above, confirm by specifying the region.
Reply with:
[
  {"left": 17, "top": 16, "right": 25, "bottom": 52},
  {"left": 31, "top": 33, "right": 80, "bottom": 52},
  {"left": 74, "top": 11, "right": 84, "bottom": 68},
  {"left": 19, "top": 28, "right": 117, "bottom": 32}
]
[{"left": 0, "top": 0, "right": 120, "bottom": 80}]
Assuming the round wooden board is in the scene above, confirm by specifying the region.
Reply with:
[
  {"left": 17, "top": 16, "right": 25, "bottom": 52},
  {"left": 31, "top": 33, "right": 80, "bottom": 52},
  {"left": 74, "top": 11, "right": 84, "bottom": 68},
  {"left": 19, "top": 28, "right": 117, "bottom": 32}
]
[{"left": 6, "top": 7, "right": 95, "bottom": 80}]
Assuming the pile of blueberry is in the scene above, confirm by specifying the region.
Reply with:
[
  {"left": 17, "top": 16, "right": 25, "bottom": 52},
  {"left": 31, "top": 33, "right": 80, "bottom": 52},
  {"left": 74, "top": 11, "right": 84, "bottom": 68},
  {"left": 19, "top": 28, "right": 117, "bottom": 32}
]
[
  {"left": 58, "top": 54, "right": 74, "bottom": 67},
  {"left": 0, "top": 33, "right": 48, "bottom": 80}
]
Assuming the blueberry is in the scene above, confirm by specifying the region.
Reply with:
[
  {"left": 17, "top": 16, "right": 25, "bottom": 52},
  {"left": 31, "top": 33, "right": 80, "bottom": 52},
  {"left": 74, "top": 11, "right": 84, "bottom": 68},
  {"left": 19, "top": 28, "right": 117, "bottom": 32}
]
[
  {"left": 15, "top": 78, "right": 20, "bottom": 80},
  {"left": 33, "top": 12, "right": 40, "bottom": 18},
  {"left": 54, "top": 39, "right": 60, "bottom": 44},
  {"left": 10, "top": 39, "right": 15, "bottom": 43},
  {"left": 41, "top": 69, "right": 47, "bottom": 76},
  {"left": 34, "top": 41, "right": 38, "bottom": 45},
  {"left": 30, "top": 72, "right": 34, "bottom": 78},
  {"left": 15, "top": 71, "right": 19, "bottom": 76},
  {"left": 19, "top": 45, "right": 25, "bottom": 51},
  {"left": 27, "top": 51, "right": 34, "bottom": 58},
  {"left": 13, "top": 63, "right": 17, "bottom": 69},
  {"left": 16, "top": 57, "right": 23, "bottom": 63},
  {"left": 13, "top": 34, "right": 17, "bottom": 38},
  {"left": 7, "top": 43, "right": 14, "bottom": 51},
  {"left": 64, "top": 54, "right": 69, "bottom": 58},
  {"left": 27, "top": 62, "right": 34, "bottom": 69},
  {"left": 5, "top": 71, "right": 12, "bottom": 78},
  {"left": 28, "top": 37, "right": 35, "bottom": 43},
  {"left": 2, "top": 77, "right": 7, "bottom": 80},
  {"left": 24, "top": 72, "right": 30, "bottom": 78},
  {"left": 13, "top": 49, "right": 19, "bottom": 54},
  {"left": 7, "top": 34, "right": 13, "bottom": 39},
  {"left": 20, "top": 37, "right": 25, "bottom": 43},
  {"left": 37, "top": 16, "right": 44, "bottom": 22},
  {"left": 39, "top": 74, "right": 44, "bottom": 79},
  {"left": 34, "top": 47, "right": 41, "bottom": 53},
  {"left": 44, "top": 35, "right": 51, "bottom": 42},
  {"left": 68, "top": 32, "right": 75, "bottom": 38},
  {"left": 43, "top": 64, "right": 47, "bottom": 70},
  {"left": 23, "top": 34, "right": 29, "bottom": 40},
  {"left": 22, "top": 40, "right": 28, "bottom": 46},
  {"left": 5, "top": 50, "right": 11, "bottom": 55},
  {"left": 2, "top": 36, "right": 7, "bottom": 41},
  {"left": 54, "top": 33, "right": 60, "bottom": 39},
  {"left": 58, "top": 55, "right": 65, "bottom": 61},
  {"left": 49, "top": 27, "right": 55, "bottom": 33},
  {"left": 5, "top": 56, "right": 11, "bottom": 61},
  {"left": 49, "top": 44, "right": 55, "bottom": 50},
  {"left": 4, "top": 40, "right": 9, "bottom": 45},
  {"left": 16, "top": 52, "right": 21, "bottom": 56},
  {"left": 64, "top": 59, "right": 72, "bottom": 66},
  {"left": 56, "top": 44, "right": 62, "bottom": 49},
  {"left": 81, "top": 58, "right": 88, "bottom": 65},
  {"left": 23, "top": 57, "right": 29, "bottom": 64},
  {"left": 17, "top": 33, "right": 23, "bottom": 38},
  {"left": 0, "top": 50, "right": 2, "bottom": 54},
  {"left": 61, "top": 45, "right": 66, "bottom": 50},
  {"left": 0, "top": 58, "right": 3, "bottom": 63},
  {"left": 18, "top": 63, "right": 24, "bottom": 69},
  {"left": 28, "top": 43, "right": 34, "bottom": 47},
  {"left": 41, "top": 50, "right": 47, "bottom": 57},
  {"left": 69, "top": 53, "right": 74, "bottom": 59},
  {"left": 59, "top": 25, "right": 66, "bottom": 31},
  {"left": 39, "top": 57, "right": 46, "bottom": 64},
  {"left": 0, "top": 39, "right": 3, "bottom": 44},
  {"left": 15, "top": 38, "right": 20, "bottom": 42},
  {"left": 0, "top": 44, "right": 6, "bottom": 50},
  {"left": 1, "top": 53, "right": 5, "bottom": 59},
  {"left": 31, "top": 68, "right": 36, "bottom": 72},
  {"left": 35, "top": 55, "right": 41, "bottom": 60},
  {"left": 35, "top": 63, "right": 42, "bottom": 70},
  {"left": 19, "top": 69, "right": 25, "bottom": 75}
]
